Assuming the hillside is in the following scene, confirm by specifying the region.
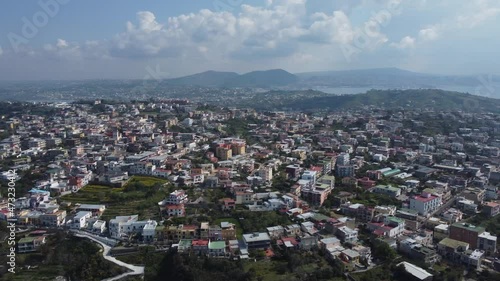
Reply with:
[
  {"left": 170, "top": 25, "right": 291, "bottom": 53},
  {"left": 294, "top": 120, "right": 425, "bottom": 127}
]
[
  {"left": 255, "top": 89, "right": 500, "bottom": 113},
  {"left": 223, "top": 69, "right": 298, "bottom": 87},
  {"left": 162, "top": 69, "right": 298, "bottom": 88},
  {"left": 165, "top": 71, "right": 239, "bottom": 87}
]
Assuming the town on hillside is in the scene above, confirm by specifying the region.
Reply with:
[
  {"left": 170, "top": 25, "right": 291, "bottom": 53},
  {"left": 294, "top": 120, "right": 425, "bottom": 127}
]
[{"left": 1, "top": 100, "right": 500, "bottom": 281}]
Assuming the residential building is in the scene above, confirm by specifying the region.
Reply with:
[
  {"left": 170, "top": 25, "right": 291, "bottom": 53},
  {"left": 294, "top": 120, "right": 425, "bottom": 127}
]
[
  {"left": 478, "top": 232, "right": 497, "bottom": 256},
  {"left": 285, "top": 224, "right": 302, "bottom": 236},
  {"left": 336, "top": 165, "right": 355, "bottom": 178},
  {"left": 409, "top": 191, "right": 441, "bottom": 216},
  {"left": 216, "top": 145, "right": 232, "bottom": 161},
  {"left": 165, "top": 190, "right": 189, "bottom": 205},
  {"left": 437, "top": 237, "right": 485, "bottom": 269},
  {"left": 336, "top": 226, "right": 358, "bottom": 243},
  {"left": 17, "top": 236, "right": 46, "bottom": 253},
  {"left": 164, "top": 204, "right": 185, "bottom": 217},
  {"left": 267, "top": 226, "right": 285, "bottom": 239},
  {"left": 235, "top": 191, "right": 254, "bottom": 204},
  {"left": 398, "top": 238, "right": 438, "bottom": 265},
  {"left": 220, "top": 222, "right": 236, "bottom": 240},
  {"left": 441, "top": 208, "right": 463, "bottom": 223},
  {"left": 165, "top": 224, "right": 198, "bottom": 241},
  {"left": 39, "top": 210, "right": 67, "bottom": 227},
  {"left": 449, "top": 222, "right": 485, "bottom": 249},
  {"left": 192, "top": 239, "right": 209, "bottom": 255},
  {"left": 76, "top": 204, "right": 106, "bottom": 217},
  {"left": 243, "top": 232, "right": 271, "bottom": 249},
  {"left": 109, "top": 215, "right": 157, "bottom": 241},
  {"left": 71, "top": 211, "right": 92, "bottom": 229},
  {"left": 208, "top": 240, "right": 226, "bottom": 257},
  {"left": 433, "top": 224, "right": 449, "bottom": 242},
  {"left": 456, "top": 198, "right": 478, "bottom": 214},
  {"left": 463, "top": 187, "right": 485, "bottom": 205},
  {"left": 482, "top": 201, "right": 500, "bottom": 217},
  {"left": 373, "top": 185, "right": 401, "bottom": 198},
  {"left": 220, "top": 198, "right": 236, "bottom": 211}
]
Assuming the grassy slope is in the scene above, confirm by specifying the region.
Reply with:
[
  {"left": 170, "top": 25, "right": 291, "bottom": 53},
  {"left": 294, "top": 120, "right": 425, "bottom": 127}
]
[{"left": 61, "top": 176, "right": 168, "bottom": 221}]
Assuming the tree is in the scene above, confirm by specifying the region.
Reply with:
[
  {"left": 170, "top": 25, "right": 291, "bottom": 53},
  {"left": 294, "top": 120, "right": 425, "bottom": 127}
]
[{"left": 373, "top": 242, "right": 396, "bottom": 262}]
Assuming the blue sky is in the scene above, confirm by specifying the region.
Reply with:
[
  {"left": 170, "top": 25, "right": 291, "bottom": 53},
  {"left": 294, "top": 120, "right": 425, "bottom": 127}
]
[{"left": 1, "top": 0, "right": 500, "bottom": 80}]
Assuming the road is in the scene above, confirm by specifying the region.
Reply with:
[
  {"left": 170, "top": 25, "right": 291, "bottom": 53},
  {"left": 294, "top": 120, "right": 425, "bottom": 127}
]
[{"left": 73, "top": 232, "right": 145, "bottom": 281}]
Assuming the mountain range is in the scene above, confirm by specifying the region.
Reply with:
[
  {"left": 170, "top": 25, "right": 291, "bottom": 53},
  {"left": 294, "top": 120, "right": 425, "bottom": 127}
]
[
  {"left": 161, "top": 67, "right": 500, "bottom": 98},
  {"left": 162, "top": 69, "right": 298, "bottom": 88}
]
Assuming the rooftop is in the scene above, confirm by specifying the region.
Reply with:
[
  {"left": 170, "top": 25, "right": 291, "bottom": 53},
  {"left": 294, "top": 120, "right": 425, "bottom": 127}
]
[
  {"left": 209, "top": 241, "right": 226, "bottom": 250},
  {"left": 478, "top": 231, "right": 497, "bottom": 241},
  {"left": 397, "top": 262, "right": 433, "bottom": 280},
  {"left": 438, "top": 237, "right": 469, "bottom": 249},
  {"left": 77, "top": 204, "right": 106, "bottom": 210},
  {"left": 412, "top": 194, "right": 439, "bottom": 203},
  {"left": 483, "top": 201, "right": 500, "bottom": 208},
  {"left": 243, "top": 232, "right": 271, "bottom": 243},
  {"left": 178, "top": 239, "right": 192, "bottom": 248},
  {"left": 192, "top": 240, "right": 209, "bottom": 246},
  {"left": 18, "top": 236, "right": 39, "bottom": 244},
  {"left": 374, "top": 185, "right": 400, "bottom": 192},
  {"left": 451, "top": 222, "right": 485, "bottom": 233},
  {"left": 342, "top": 249, "right": 360, "bottom": 259}
]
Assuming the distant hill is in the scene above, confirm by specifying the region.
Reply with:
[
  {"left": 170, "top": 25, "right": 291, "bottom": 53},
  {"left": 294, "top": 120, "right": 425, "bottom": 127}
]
[
  {"left": 163, "top": 69, "right": 298, "bottom": 88},
  {"left": 164, "top": 71, "right": 239, "bottom": 87},
  {"left": 295, "top": 67, "right": 500, "bottom": 93},
  {"left": 224, "top": 69, "right": 298, "bottom": 87},
  {"left": 271, "top": 89, "right": 500, "bottom": 113}
]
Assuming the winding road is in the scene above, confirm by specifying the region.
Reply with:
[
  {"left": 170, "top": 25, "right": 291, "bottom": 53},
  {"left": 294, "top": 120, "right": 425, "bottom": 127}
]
[{"left": 73, "top": 232, "right": 145, "bottom": 281}]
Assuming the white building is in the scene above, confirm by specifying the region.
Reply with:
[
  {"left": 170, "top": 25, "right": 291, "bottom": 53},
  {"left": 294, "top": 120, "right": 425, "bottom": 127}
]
[
  {"left": 478, "top": 232, "right": 497, "bottom": 255},
  {"left": 409, "top": 191, "right": 442, "bottom": 216},
  {"left": 87, "top": 218, "right": 106, "bottom": 234},
  {"left": 142, "top": 221, "right": 158, "bottom": 242},
  {"left": 131, "top": 162, "right": 156, "bottom": 176},
  {"left": 165, "top": 190, "right": 189, "bottom": 205},
  {"left": 258, "top": 166, "right": 273, "bottom": 182},
  {"left": 109, "top": 215, "right": 158, "bottom": 241},
  {"left": 337, "top": 226, "right": 358, "bottom": 243},
  {"left": 301, "top": 170, "right": 317, "bottom": 185},
  {"left": 71, "top": 211, "right": 92, "bottom": 229}
]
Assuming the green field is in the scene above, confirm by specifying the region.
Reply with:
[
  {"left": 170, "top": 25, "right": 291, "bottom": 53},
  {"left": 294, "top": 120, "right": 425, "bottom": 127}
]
[{"left": 61, "top": 176, "right": 169, "bottom": 221}]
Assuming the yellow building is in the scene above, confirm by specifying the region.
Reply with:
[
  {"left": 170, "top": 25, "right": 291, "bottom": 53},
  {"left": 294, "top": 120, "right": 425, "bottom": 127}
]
[{"left": 216, "top": 146, "right": 232, "bottom": 160}]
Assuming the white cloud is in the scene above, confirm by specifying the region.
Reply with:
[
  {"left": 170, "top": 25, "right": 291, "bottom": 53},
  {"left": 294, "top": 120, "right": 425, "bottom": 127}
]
[
  {"left": 135, "top": 11, "right": 163, "bottom": 32},
  {"left": 307, "top": 11, "right": 354, "bottom": 44},
  {"left": 418, "top": 26, "right": 440, "bottom": 41},
  {"left": 390, "top": 36, "right": 416, "bottom": 49},
  {"left": 21, "top": 0, "right": 358, "bottom": 62},
  {"left": 56, "top": 39, "right": 69, "bottom": 48},
  {"left": 415, "top": 0, "right": 500, "bottom": 43},
  {"left": 456, "top": 0, "right": 500, "bottom": 28},
  {"left": 0, "top": 1, "right": 390, "bottom": 66}
]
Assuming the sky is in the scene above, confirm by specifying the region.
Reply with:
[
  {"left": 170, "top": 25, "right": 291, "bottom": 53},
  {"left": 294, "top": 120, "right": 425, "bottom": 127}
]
[{"left": 0, "top": 0, "right": 500, "bottom": 80}]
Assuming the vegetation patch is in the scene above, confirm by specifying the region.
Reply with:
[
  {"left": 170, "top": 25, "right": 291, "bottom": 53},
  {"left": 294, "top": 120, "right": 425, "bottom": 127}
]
[{"left": 61, "top": 176, "right": 169, "bottom": 221}]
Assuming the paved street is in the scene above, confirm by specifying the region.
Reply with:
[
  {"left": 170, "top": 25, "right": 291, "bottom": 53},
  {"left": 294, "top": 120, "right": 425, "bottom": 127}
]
[{"left": 74, "top": 232, "right": 145, "bottom": 281}]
